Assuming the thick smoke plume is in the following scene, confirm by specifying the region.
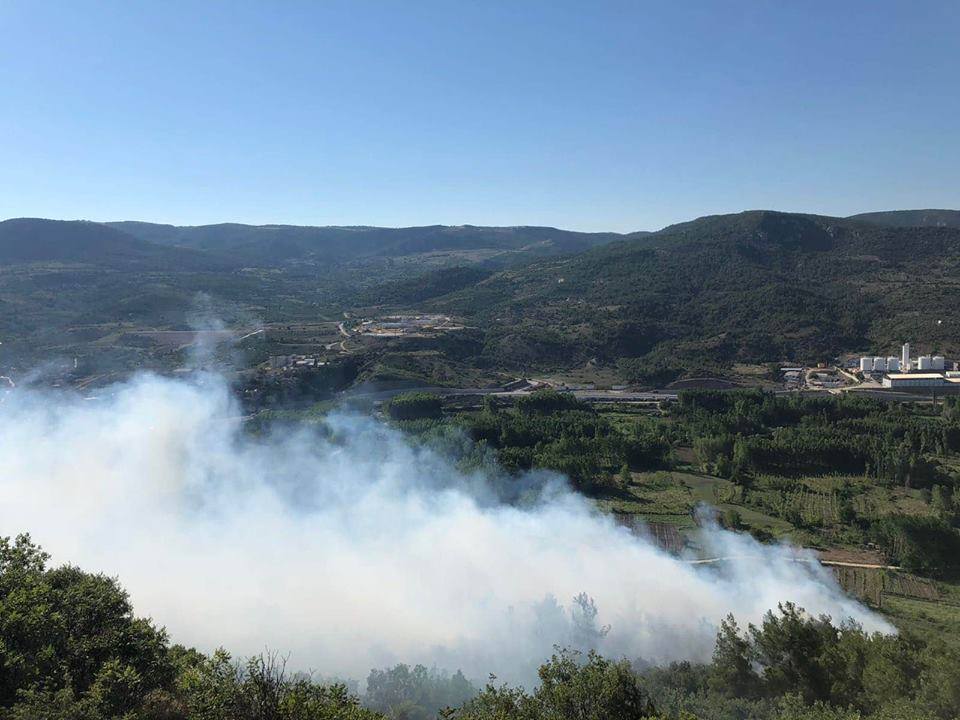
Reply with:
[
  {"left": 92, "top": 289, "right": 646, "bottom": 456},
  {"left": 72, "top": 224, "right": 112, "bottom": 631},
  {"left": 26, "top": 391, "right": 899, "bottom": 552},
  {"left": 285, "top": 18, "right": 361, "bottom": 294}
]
[{"left": 0, "top": 373, "right": 891, "bottom": 685}]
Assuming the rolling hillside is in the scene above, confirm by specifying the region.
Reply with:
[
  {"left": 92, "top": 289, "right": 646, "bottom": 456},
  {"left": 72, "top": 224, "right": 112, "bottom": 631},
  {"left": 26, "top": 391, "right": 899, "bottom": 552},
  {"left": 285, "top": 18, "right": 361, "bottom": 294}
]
[
  {"left": 848, "top": 209, "right": 960, "bottom": 229},
  {"left": 0, "top": 218, "right": 621, "bottom": 372},
  {"left": 107, "top": 221, "right": 624, "bottom": 267},
  {"left": 0, "top": 218, "right": 230, "bottom": 270},
  {"left": 425, "top": 211, "right": 960, "bottom": 382},
  {"left": 2, "top": 210, "right": 959, "bottom": 384}
]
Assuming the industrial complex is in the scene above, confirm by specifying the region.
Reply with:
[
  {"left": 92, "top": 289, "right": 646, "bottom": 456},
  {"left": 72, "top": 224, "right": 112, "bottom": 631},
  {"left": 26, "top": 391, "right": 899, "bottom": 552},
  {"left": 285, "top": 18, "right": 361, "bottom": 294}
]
[{"left": 859, "top": 343, "right": 959, "bottom": 390}]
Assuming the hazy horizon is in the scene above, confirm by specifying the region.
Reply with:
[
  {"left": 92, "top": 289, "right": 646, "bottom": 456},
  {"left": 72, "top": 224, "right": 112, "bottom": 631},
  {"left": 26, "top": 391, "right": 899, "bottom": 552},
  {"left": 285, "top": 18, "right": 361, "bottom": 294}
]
[{"left": 2, "top": 205, "right": 958, "bottom": 237}]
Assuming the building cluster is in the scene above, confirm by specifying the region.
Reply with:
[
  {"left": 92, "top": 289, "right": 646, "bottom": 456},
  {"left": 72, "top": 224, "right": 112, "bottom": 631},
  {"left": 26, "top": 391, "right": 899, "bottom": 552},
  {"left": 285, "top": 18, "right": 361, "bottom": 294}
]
[
  {"left": 268, "top": 355, "right": 326, "bottom": 370},
  {"left": 859, "top": 343, "right": 946, "bottom": 374},
  {"left": 357, "top": 314, "right": 461, "bottom": 338},
  {"left": 859, "top": 343, "right": 958, "bottom": 390}
]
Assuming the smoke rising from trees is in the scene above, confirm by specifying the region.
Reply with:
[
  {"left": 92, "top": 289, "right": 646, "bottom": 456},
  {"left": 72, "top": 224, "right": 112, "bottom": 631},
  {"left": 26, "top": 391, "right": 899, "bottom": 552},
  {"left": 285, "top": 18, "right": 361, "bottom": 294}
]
[{"left": 0, "top": 373, "right": 891, "bottom": 685}]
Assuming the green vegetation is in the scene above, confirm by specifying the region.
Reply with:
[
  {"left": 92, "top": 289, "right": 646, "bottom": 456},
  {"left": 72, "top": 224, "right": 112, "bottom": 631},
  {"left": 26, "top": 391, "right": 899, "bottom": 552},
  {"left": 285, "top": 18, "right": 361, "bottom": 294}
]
[
  {"left": 5, "top": 533, "right": 960, "bottom": 719},
  {"left": 393, "top": 390, "right": 672, "bottom": 491},
  {"left": 8, "top": 210, "right": 960, "bottom": 718},
  {"left": 661, "top": 390, "right": 960, "bottom": 569},
  {"left": 383, "top": 390, "right": 960, "bottom": 564},
  {"left": 0, "top": 218, "right": 614, "bottom": 375},
  {"left": 385, "top": 392, "right": 444, "bottom": 421},
  {"left": 370, "top": 389, "right": 960, "bottom": 659},
  {"left": 5, "top": 210, "right": 960, "bottom": 387},
  {"left": 432, "top": 211, "right": 960, "bottom": 382},
  {"left": 849, "top": 209, "right": 960, "bottom": 229},
  {"left": 873, "top": 516, "right": 960, "bottom": 576}
]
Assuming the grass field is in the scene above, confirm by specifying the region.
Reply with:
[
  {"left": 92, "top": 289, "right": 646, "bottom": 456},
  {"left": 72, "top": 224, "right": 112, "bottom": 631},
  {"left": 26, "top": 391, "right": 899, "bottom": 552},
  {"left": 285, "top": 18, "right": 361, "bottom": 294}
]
[
  {"left": 881, "top": 594, "right": 960, "bottom": 648},
  {"left": 602, "top": 464, "right": 960, "bottom": 646},
  {"left": 598, "top": 470, "right": 795, "bottom": 540}
]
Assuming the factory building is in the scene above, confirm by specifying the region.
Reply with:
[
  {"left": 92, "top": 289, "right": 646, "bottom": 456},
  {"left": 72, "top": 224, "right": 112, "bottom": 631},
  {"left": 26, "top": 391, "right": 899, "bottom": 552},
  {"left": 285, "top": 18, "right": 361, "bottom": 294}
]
[
  {"left": 883, "top": 373, "right": 947, "bottom": 389},
  {"left": 861, "top": 344, "right": 948, "bottom": 377},
  {"left": 883, "top": 373, "right": 960, "bottom": 390}
]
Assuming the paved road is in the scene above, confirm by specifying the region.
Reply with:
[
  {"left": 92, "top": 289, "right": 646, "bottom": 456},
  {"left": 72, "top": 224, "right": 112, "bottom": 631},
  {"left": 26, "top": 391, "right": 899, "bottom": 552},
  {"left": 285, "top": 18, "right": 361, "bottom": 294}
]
[
  {"left": 340, "top": 385, "right": 679, "bottom": 404},
  {"left": 236, "top": 328, "right": 265, "bottom": 342},
  {"left": 339, "top": 381, "right": 942, "bottom": 406},
  {"left": 687, "top": 555, "right": 900, "bottom": 570}
]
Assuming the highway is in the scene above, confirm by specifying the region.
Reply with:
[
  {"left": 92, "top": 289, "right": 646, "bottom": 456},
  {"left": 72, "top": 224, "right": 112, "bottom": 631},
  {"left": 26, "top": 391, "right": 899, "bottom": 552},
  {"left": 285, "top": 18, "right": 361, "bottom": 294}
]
[
  {"left": 338, "top": 382, "right": 938, "bottom": 406},
  {"left": 340, "top": 384, "right": 678, "bottom": 404}
]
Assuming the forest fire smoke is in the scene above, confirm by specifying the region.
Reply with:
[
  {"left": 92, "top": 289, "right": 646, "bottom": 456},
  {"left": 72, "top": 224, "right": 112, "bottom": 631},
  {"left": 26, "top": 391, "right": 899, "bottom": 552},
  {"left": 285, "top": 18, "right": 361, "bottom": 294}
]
[{"left": 0, "top": 373, "right": 891, "bottom": 685}]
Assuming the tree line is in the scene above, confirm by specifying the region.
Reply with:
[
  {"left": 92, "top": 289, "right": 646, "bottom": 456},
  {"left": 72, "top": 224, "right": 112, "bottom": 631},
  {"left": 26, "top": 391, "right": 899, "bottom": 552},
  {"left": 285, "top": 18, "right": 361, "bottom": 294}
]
[
  {"left": 386, "top": 390, "right": 672, "bottom": 493},
  {"left": 4, "top": 534, "right": 960, "bottom": 719}
]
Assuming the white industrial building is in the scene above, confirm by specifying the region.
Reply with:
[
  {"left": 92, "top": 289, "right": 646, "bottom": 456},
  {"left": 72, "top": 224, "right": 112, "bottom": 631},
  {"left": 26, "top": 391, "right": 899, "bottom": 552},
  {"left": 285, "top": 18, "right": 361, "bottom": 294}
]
[
  {"left": 861, "top": 343, "right": 949, "bottom": 378},
  {"left": 883, "top": 373, "right": 946, "bottom": 389},
  {"left": 883, "top": 373, "right": 960, "bottom": 390}
]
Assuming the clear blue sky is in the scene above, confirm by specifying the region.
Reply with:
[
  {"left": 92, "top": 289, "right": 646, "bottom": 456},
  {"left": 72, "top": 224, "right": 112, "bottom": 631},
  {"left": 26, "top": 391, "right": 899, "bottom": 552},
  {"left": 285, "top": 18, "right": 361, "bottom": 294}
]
[{"left": 1, "top": 1, "right": 958, "bottom": 232}]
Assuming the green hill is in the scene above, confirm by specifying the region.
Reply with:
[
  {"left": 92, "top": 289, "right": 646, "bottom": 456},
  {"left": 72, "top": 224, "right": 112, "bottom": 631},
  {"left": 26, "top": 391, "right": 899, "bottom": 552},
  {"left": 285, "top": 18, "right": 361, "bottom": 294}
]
[
  {"left": 4, "top": 210, "right": 960, "bottom": 384},
  {"left": 107, "top": 221, "right": 623, "bottom": 267},
  {"left": 0, "top": 218, "right": 230, "bottom": 270},
  {"left": 848, "top": 209, "right": 960, "bottom": 229},
  {"left": 428, "top": 211, "right": 960, "bottom": 381}
]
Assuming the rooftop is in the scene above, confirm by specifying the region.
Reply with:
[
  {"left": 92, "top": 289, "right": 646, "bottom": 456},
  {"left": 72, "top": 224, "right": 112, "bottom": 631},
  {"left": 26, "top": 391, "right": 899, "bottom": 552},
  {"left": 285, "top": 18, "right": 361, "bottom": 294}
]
[{"left": 885, "top": 373, "right": 944, "bottom": 380}]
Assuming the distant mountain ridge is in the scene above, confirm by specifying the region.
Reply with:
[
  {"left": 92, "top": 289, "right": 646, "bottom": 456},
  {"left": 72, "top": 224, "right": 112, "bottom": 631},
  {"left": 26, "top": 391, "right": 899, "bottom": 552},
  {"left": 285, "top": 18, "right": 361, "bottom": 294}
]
[
  {"left": 2, "top": 210, "right": 955, "bottom": 272},
  {"left": 425, "top": 209, "right": 960, "bottom": 381},
  {"left": 2, "top": 208, "right": 958, "bottom": 381},
  {"left": 106, "top": 221, "right": 624, "bottom": 266},
  {"left": 847, "top": 209, "right": 960, "bottom": 229},
  {"left": 0, "top": 218, "right": 230, "bottom": 270}
]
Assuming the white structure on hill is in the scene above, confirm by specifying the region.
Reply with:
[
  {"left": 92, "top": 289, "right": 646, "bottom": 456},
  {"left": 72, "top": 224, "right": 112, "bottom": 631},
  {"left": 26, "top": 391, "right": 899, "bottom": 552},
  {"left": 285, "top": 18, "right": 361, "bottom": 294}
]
[
  {"left": 882, "top": 373, "right": 960, "bottom": 389},
  {"left": 859, "top": 343, "right": 948, "bottom": 376}
]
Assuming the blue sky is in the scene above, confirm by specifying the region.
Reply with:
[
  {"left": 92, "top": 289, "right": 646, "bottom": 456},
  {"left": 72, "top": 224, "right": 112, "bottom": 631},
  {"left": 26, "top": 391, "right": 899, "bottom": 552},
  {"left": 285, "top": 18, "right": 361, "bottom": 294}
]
[{"left": 0, "top": 1, "right": 957, "bottom": 232}]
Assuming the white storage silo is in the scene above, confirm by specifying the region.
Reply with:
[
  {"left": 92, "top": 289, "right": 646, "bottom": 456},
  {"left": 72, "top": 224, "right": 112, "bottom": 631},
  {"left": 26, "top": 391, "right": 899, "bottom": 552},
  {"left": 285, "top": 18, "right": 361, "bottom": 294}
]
[
  {"left": 918, "top": 355, "right": 933, "bottom": 371},
  {"left": 887, "top": 356, "right": 900, "bottom": 372},
  {"left": 933, "top": 356, "right": 945, "bottom": 370},
  {"left": 860, "top": 357, "right": 873, "bottom": 373},
  {"left": 873, "top": 357, "right": 887, "bottom": 372}
]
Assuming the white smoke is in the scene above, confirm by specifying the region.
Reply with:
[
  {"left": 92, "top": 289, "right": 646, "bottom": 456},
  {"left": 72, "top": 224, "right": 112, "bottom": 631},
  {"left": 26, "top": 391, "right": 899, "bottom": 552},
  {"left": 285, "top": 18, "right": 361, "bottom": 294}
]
[{"left": 0, "top": 373, "right": 891, "bottom": 685}]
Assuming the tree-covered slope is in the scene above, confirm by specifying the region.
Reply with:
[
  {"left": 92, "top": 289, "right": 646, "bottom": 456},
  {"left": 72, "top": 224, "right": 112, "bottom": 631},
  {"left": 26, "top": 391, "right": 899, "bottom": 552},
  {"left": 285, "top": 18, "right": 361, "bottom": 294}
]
[
  {"left": 107, "top": 221, "right": 623, "bottom": 266},
  {"left": 848, "top": 209, "right": 960, "bottom": 229},
  {"left": 0, "top": 219, "right": 231, "bottom": 271},
  {"left": 429, "top": 211, "right": 960, "bottom": 380}
]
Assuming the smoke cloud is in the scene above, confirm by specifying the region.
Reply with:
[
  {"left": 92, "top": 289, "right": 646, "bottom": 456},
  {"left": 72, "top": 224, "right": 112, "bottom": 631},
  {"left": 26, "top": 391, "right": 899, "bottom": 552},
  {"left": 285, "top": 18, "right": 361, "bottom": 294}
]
[{"left": 0, "top": 373, "right": 891, "bottom": 685}]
